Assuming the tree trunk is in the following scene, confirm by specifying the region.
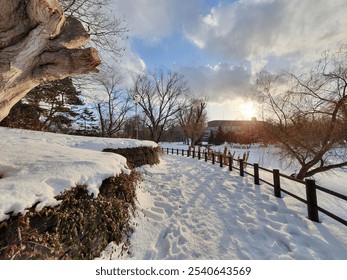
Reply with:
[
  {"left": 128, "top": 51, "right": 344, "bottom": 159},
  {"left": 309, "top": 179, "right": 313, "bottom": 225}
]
[
  {"left": 0, "top": 0, "right": 101, "bottom": 122},
  {"left": 97, "top": 103, "right": 105, "bottom": 137},
  {"left": 296, "top": 166, "right": 310, "bottom": 180}
]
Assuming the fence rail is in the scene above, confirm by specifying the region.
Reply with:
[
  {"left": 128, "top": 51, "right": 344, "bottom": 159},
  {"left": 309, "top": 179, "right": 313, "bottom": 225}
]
[{"left": 162, "top": 147, "right": 347, "bottom": 227}]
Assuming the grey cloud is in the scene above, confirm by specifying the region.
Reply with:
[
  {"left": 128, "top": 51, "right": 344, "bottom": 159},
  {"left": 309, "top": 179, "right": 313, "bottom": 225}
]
[
  {"left": 176, "top": 63, "right": 252, "bottom": 102},
  {"left": 114, "top": 0, "right": 205, "bottom": 44}
]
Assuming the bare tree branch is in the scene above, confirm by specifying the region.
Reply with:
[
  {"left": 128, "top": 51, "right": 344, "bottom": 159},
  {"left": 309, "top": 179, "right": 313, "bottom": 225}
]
[
  {"left": 178, "top": 97, "right": 207, "bottom": 146},
  {"left": 86, "top": 68, "right": 131, "bottom": 137},
  {"left": 253, "top": 44, "right": 347, "bottom": 179},
  {"left": 131, "top": 69, "right": 189, "bottom": 142}
]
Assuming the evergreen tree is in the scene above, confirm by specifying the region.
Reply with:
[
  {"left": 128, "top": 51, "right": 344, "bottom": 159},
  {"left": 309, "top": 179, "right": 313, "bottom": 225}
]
[
  {"left": 74, "top": 108, "right": 99, "bottom": 136},
  {"left": 1, "top": 78, "right": 87, "bottom": 133},
  {"left": 0, "top": 101, "right": 43, "bottom": 130},
  {"left": 214, "top": 126, "right": 226, "bottom": 145},
  {"left": 208, "top": 130, "right": 215, "bottom": 144}
]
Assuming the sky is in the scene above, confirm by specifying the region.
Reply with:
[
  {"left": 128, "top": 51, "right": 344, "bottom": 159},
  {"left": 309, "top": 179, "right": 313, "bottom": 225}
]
[{"left": 109, "top": 0, "right": 347, "bottom": 121}]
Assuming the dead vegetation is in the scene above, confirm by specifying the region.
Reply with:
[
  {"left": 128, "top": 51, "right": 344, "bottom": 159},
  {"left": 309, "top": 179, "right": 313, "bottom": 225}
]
[
  {"left": 103, "top": 146, "right": 162, "bottom": 168},
  {"left": 0, "top": 172, "right": 139, "bottom": 260},
  {"left": 0, "top": 145, "right": 162, "bottom": 259}
]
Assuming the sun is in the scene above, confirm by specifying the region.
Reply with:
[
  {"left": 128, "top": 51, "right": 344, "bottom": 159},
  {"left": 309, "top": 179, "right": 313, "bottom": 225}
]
[{"left": 242, "top": 102, "right": 257, "bottom": 119}]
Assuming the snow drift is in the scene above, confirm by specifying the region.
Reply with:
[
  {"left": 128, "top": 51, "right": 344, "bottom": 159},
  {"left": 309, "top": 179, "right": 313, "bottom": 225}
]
[{"left": 0, "top": 127, "right": 158, "bottom": 221}]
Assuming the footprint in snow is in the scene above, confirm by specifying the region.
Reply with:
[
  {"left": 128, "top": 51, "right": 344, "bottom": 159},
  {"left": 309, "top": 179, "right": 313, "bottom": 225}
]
[
  {"left": 142, "top": 209, "right": 163, "bottom": 222},
  {"left": 155, "top": 224, "right": 189, "bottom": 259},
  {"left": 154, "top": 201, "right": 174, "bottom": 217}
]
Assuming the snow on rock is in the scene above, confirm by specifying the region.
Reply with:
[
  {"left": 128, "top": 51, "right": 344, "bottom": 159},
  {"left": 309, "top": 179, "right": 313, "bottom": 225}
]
[
  {"left": 99, "top": 154, "right": 347, "bottom": 260},
  {"left": 0, "top": 127, "right": 158, "bottom": 221}
]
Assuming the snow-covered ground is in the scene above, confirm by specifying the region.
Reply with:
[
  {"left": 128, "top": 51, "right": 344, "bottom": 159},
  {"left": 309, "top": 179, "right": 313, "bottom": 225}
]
[
  {"left": 0, "top": 127, "right": 157, "bottom": 221},
  {"left": 98, "top": 142, "right": 347, "bottom": 260},
  {"left": 1, "top": 130, "right": 346, "bottom": 260},
  {"left": 160, "top": 142, "right": 347, "bottom": 196}
]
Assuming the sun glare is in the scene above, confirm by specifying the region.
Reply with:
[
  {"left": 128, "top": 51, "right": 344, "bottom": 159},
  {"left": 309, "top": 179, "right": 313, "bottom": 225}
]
[{"left": 242, "top": 102, "right": 257, "bottom": 119}]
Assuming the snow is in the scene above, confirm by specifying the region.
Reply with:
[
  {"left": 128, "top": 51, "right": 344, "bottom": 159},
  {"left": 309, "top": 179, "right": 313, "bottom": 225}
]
[
  {"left": 1, "top": 129, "right": 346, "bottom": 260},
  {"left": 98, "top": 143, "right": 347, "bottom": 260},
  {"left": 161, "top": 142, "right": 347, "bottom": 196},
  {"left": 0, "top": 127, "right": 157, "bottom": 221}
]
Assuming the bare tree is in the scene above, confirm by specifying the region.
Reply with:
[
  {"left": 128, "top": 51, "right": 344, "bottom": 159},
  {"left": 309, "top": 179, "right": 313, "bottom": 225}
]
[
  {"left": 0, "top": 0, "right": 100, "bottom": 122},
  {"left": 254, "top": 45, "right": 347, "bottom": 179},
  {"left": 131, "top": 69, "right": 189, "bottom": 143},
  {"left": 178, "top": 98, "right": 207, "bottom": 146},
  {"left": 88, "top": 69, "right": 131, "bottom": 137},
  {"left": 60, "top": 0, "right": 128, "bottom": 57}
]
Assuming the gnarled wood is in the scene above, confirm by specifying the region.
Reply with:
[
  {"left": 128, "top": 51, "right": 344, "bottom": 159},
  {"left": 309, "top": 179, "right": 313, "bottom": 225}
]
[{"left": 0, "top": 0, "right": 101, "bottom": 121}]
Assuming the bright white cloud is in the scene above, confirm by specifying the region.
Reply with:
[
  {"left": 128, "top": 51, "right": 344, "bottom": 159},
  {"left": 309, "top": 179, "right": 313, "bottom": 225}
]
[
  {"left": 207, "top": 98, "right": 258, "bottom": 120},
  {"left": 119, "top": 45, "right": 147, "bottom": 85},
  {"left": 99, "top": 44, "right": 146, "bottom": 89},
  {"left": 203, "top": 13, "right": 218, "bottom": 27},
  {"left": 185, "top": 0, "right": 347, "bottom": 72}
]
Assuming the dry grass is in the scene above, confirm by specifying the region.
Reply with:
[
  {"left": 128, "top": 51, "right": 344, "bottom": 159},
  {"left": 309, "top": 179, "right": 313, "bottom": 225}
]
[
  {"left": 103, "top": 146, "right": 162, "bottom": 168},
  {"left": 0, "top": 146, "right": 161, "bottom": 259},
  {"left": 0, "top": 172, "right": 139, "bottom": 260}
]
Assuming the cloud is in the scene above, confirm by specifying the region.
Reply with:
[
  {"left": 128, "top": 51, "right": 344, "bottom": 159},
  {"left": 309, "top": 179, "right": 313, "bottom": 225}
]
[
  {"left": 184, "top": 0, "right": 347, "bottom": 71},
  {"left": 113, "top": 0, "right": 205, "bottom": 45},
  {"left": 99, "top": 43, "right": 146, "bottom": 90},
  {"left": 108, "top": 0, "right": 347, "bottom": 119},
  {"left": 176, "top": 63, "right": 252, "bottom": 102},
  {"left": 118, "top": 45, "right": 147, "bottom": 88}
]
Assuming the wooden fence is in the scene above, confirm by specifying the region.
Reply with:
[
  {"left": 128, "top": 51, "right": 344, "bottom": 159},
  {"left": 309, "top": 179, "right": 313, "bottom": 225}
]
[{"left": 162, "top": 147, "right": 347, "bottom": 227}]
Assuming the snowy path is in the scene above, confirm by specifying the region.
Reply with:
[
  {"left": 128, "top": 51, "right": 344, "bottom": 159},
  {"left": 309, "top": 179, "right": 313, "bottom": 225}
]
[{"left": 100, "top": 155, "right": 347, "bottom": 260}]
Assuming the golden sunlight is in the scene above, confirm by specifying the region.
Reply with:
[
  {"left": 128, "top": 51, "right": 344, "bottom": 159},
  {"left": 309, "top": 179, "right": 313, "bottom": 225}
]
[{"left": 241, "top": 102, "right": 257, "bottom": 119}]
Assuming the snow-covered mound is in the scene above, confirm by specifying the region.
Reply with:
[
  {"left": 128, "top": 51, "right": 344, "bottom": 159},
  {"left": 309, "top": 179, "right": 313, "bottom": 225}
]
[{"left": 0, "top": 127, "right": 158, "bottom": 221}]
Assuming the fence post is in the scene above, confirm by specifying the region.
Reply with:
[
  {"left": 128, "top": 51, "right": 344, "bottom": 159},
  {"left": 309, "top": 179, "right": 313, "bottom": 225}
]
[
  {"left": 205, "top": 151, "right": 208, "bottom": 162},
  {"left": 176, "top": 149, "right": 179, "bottom": 155},
  {"left": 187, "top": 149, "right": 190, "bottom": 157},
  {"left": 219, "top": 154, "right": 223, "bottom": 167},
  {"left": 273, "top": 169, "right": 281, "bottom": 198},
  {"left": 254, "top": 163, "right": 260, "bottom": 185},
  {"left": 192, "top": 147, "right": 195, "bottom": 158},
  {"left": 305, "top": 179, "right": 319, "bottom": 223},
  {"left": 228, "top": 156, "right": 233, "bottom": 171},
  {"left": 182, "top": 149, "right": 184, "bottom": 156},
  {"left": 212, "top": 153, "right": 215, "bottom": 164},
  {"left": 239, "top": 159, "right": 244, "bottom": 176},
  {"left": 198, "top": 150, "right": 201, "bottom": 160}
]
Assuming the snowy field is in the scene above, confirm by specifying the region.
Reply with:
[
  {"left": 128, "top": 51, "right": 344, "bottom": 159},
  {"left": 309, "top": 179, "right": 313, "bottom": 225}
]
[
  {"left": 160, "top": 142, "right": 347, "bottom": 196},
  {"left": 1, "top": 129, "right": 346, "bottom": 260},
  {"left": 0, "top": 127, "right": 157, "bottom": 221},
  {"left": 100, "top": 149, "right": 347, "bottom": 260}
]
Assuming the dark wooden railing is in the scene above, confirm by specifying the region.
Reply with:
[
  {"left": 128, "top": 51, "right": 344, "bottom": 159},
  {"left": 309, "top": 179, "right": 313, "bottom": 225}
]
[{"left": 162, "top": 147, "right": 347, "bottom": 227}]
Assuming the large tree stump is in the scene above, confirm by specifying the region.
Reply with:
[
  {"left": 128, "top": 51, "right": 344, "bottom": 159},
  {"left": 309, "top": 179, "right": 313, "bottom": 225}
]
[{"left": 0, "top": 0, "right": 101, "bottom": 121}]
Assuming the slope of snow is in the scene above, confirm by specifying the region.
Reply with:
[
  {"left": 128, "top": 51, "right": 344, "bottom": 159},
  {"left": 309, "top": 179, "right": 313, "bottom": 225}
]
[
  {"left": 99, "top": 154, "right": 347, "bottom": 260},
  {"left": 0, "top": 127, "right": 158, "bottom": 221}
]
